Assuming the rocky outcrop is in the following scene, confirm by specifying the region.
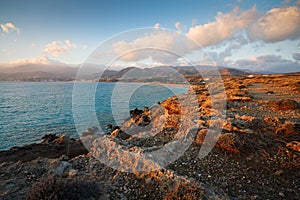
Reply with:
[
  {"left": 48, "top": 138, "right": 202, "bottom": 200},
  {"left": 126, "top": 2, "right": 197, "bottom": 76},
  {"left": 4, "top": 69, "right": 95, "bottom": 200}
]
[{"left": 0, "top": 134, "right": 88, "bottom": 163}]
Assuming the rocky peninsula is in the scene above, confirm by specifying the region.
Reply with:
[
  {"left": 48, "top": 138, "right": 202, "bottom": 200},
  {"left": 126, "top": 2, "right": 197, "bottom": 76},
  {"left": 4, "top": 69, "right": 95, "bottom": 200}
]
[{"left": 0, "top": 73, "right": 299, "bottom": 200}]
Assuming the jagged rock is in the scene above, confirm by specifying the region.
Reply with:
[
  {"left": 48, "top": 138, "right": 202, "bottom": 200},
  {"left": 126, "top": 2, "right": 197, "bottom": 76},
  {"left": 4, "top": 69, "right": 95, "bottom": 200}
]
[
  {"left": 41, "top": 134, "right": 58, "bottom": 143},
  {"left": 111, "top": 128, "right": 131, "bottom": 140},
  {"left": 111, "top": 129, "right": 119, "bottom": 137},
  {"left": 0, "top": 134, "right": 88, "bottom": 163}
]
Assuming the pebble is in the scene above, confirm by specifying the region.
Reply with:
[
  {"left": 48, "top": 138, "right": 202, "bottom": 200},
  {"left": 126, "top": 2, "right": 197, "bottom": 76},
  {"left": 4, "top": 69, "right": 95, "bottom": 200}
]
[{"left": 279, "top": 192, "right": 285, "bottom": 197}]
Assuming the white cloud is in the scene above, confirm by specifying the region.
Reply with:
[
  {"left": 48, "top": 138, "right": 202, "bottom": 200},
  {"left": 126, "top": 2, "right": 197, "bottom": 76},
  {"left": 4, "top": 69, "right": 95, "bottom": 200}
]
[
  {"left": 248, "top": 6, "right": 300, "bottom": 42},
  {"left": 10, "top": 56, "right": 58, "bottom": 65},
  {"left": 154, "top": 23, "right": 160, "bottom": 29},
  {"left": 0, "top": 22, "right": 19, "bottom": 34},
  {"left": 186, "top": 6, "right": 258, "bottom": 47},
  {"left": 112, "top": 31, "right": 176, "bottom": 62},
  {"left": 65, "top": 40, "right": 76, "bottom": 48},
  {"left": 43, "top": 40, "right": 76, "bottom": 57}
]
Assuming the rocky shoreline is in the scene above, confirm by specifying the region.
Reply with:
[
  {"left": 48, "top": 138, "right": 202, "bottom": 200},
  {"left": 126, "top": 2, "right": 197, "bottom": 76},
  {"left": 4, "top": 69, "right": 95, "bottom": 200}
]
[{"left": 1, "top": 73, "right": 300, "bottom": 199}]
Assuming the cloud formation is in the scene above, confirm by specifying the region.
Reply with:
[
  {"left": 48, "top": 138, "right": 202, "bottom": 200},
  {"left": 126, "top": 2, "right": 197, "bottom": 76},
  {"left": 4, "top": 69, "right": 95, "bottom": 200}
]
[
  {"left": 186, "top": 6, "right": 258, "bottom": 47},
  {"left": 43, "top": 40, "right": 76, "bottom": 57},
  {"left": 10, "top": 56, "right": 60, "bottom": 65},
  {"left": 233, "top": 55, "right": 300, "bottom": 73},
  {"left": 112, "top": 31, "right": 177, "bottom": 62},
  {"left": 0, "top": 22, "right": 19, "bottom": 34},
  {"left": 248, "top": 6, "right": 300, "bottom": 42},
  {"left": 154, "top": 23, "right": 160, "bottom": 29}
]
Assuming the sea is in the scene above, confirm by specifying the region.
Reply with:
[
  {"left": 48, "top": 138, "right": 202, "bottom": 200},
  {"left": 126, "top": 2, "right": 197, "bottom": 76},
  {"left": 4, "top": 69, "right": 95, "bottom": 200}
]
[{"left": 0, "top": 82, "right": 188, "bottom": 150}]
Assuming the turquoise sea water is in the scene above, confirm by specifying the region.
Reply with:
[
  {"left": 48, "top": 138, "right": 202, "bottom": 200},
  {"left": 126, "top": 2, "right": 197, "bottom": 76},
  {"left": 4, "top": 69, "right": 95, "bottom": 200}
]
[{"left": 0, "top": 82, "right": 187, "bottom": 150}]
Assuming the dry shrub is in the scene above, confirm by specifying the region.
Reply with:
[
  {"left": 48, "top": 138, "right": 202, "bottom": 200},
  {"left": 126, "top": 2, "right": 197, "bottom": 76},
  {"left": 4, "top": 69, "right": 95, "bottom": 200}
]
[
  {"left": 217, "top": 133, "right": 242, "bottom": 153},
  {"left": 195, "top": 129, "right": 207, "bottom": 144},
  {"left": 276, "top": 121, "right": 295, "bottom": 136},
  {"left": 26, "top": 175, "right": 104, "bottom": 200},
  {"left": 164, "top": 181, "right": 204, "bottom": 200},
  {"left": 201, "top": 98, "right": 212, "bottom": 109},
  {"left": 264, "top": 117, "right": 281, "bottom": 126}
]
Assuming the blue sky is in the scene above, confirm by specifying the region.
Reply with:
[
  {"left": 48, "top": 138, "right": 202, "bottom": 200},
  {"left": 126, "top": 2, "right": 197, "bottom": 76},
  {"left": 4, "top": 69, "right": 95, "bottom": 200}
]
[{"left": 0, "top": 0, "right": 299, "bottom": 72}]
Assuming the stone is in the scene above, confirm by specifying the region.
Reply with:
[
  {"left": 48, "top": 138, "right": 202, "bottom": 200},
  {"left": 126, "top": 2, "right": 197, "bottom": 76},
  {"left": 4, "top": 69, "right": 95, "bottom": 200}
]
[
  {"left": 55, "top": 161, "right": 71, "bottom": 175},
  {"left": 274, "top": 99, "right": 299, "bottom": 110},
  {"left": 41, "top": 134, "right": 58, "bottom": 143}
]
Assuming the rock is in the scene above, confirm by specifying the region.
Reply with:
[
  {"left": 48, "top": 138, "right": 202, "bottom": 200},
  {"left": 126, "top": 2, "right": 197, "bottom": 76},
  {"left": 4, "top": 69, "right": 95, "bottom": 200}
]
[
  {"left": 67, "top": 140, "right": 89, "bottom": 158},
  {"left": 111, "top": 129, "right": 131, "bottom": 140},
  {"left": 235, "top": 115, "right": 255, "bottom": 122},
  {"left": 68, "top": 169, "right": 78, "bottom": 178},
  {"left": 243, "top": 129, "right": 254, "bottom": 134},
  {"left": 55, "top": 161, "right": 71, "bottom": 175},
  {"left": 111, "top": 129, "right": 120, "bottom": 137},
  {"left": 117, "top": 131, "right": 131, "bottom": 140},
  {"left": 41, "top": 134, "right": 58, "bottom": 143},
  {"left": 54, "top": 135, "right": 75, "bottom": 144},
  {"left": 228, "top": 96, "right": 252, "bottom": 102},
  {"left": 82, "top": 127, "right": 99, "bottom": 137},
  {"left": 274, "top": 99, "right": 299, "bottom": 110},
  {"left": 279, "top": 192, "right": 285, "bottom": 197}
]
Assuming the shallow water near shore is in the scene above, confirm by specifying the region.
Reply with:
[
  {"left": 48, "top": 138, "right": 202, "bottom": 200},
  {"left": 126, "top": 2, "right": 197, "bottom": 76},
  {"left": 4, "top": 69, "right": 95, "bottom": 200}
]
[{"left": 0, "top": 82, "right": 187, "bottom": 150}]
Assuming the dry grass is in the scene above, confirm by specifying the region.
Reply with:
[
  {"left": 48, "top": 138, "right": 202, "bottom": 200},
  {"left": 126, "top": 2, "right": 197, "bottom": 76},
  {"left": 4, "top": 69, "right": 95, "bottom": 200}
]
[
  {"left": 26, "top": 175, "right": 104, "bottom": 200},
  {"left": 276, "top": 121, "right": 295, "bottom": 136}
]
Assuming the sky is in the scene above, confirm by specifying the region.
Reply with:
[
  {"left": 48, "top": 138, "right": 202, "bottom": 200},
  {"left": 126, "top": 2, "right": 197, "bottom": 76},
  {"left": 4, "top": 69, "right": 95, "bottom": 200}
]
[{"left": 0, "top": 0, "right": 300, "bottom": 73}]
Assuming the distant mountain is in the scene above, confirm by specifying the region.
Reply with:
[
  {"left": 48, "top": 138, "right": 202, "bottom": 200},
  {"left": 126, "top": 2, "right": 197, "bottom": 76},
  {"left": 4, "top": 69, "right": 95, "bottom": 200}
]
[
  {"left": 0, "top": 64, "right": 78, "bottom": 81},
  {"left": 0, "top": 64, "right": 253, "bottom": 82}
]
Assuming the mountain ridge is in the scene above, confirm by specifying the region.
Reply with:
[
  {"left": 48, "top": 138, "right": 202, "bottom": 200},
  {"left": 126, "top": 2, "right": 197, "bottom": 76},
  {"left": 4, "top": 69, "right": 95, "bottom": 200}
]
[{"left": 0, "top": 64, "right": 254, "bottom": 82}]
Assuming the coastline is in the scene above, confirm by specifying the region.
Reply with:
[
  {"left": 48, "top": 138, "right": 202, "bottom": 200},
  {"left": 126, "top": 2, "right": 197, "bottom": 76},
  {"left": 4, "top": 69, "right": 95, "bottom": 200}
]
[{"left": 1, "top": 73, "right": 300, "bottom": 199}]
